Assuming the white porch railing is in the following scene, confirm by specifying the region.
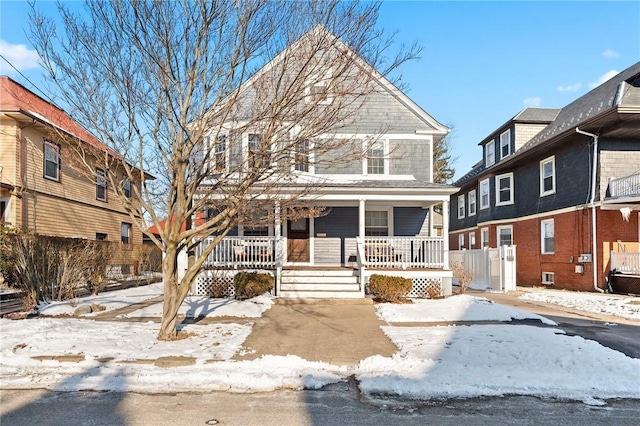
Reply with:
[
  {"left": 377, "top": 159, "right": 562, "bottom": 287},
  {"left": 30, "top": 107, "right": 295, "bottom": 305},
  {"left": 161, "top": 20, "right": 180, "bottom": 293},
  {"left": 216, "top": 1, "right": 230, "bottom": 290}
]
[
  {"left": 608, "top": 173, "right": 640, "bottom": 198},
  {"left": 196, "top": 236, "right": 277, "bottom": 269},
  {"left": 362, "top": 237, "right": 445, "bottom": 269},
  {"left": 611, "top": 250, "right": 640, "bottom": 274}
]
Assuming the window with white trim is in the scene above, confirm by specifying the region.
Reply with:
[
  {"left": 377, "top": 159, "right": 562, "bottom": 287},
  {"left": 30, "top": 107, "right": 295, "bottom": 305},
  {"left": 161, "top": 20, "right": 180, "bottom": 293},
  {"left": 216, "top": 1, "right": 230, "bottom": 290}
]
[
  {"left": 485, "top": 140, "right": 495, "bottom": 167},
  {"left": 481, "top": 227, "right": 489, "bottom": 248},
  {"left": 123, "top": 178, "right": 131, "bottom": 198},
  {"left": 96, "top": 168, "right": 107, "bottom": 201},
  {"left": 480, "top": 178, "right": 490, "bottom": 209},
  {"left": 458, "top": 233, "right": 465, "bottom": 249},
  {"left": 44, "top": 141, "right": 60, "bottom": 181},
  {"left": 214, "top": 134, "right": 227, "bottom": 172},
  {"left": 365, "top": 210, "right": 389, "bottom": 236},
  {"left": 468, "top": 190, "right": 476, "bottom": 216},
  {"left": 497, "top": 225, "right": 513, "bottom": 246},
  {"left": 294, "top": 139, "right": 310, "bottom": 172},
  {"left": 366, "top": 140, "right": 385, "bottom": 175},
  {"left": 305, "top": 69, "right": 333, "bottom": 105},
  {"left": 0, "top": 197, "right": 9, "bottom": 224},
  {"left": 121, "top": 222, "right": 131, "bottom": 244},
  {"left": 457, "top": 194, "right": 465, "bottom": 219},
  {"left": 542, "top": 272, "right": 555, "bottom": 285},
  {"left": 248, "top": 133, "right": 271, "bottom": 169},
  {"left": 540, "top": 156, "right": 556, "bottom": 196},
  {"left": 469, "top": 232, "right": 476, "bottom": 249},
  {"left": 500, "top": 129, "right": 511, "bottom": 159},
  {"left": 541, "top": 219, "right": 554, "bottom": 254},
  {"left": 495, "top": 173, "right": 514, "bottom": 206}
]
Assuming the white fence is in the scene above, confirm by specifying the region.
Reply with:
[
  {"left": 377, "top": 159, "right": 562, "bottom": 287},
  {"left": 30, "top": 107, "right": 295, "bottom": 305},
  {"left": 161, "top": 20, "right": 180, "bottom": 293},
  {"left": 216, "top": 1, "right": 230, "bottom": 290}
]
[{"left": 450, "top": 246, "right": 516, "bottom": 292}]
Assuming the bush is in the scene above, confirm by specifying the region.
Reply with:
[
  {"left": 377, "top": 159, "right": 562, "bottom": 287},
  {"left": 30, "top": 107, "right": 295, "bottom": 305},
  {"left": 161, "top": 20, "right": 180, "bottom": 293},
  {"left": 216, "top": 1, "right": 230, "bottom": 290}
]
[
  {"left": 368, "top": 274, "right": 412, "bottom": 303},
  {"left": 451, "top": 261, "right": 474, "bottom": 294},
  {"left": 233, "top": 272, "right": 273, "bottom": 299}
]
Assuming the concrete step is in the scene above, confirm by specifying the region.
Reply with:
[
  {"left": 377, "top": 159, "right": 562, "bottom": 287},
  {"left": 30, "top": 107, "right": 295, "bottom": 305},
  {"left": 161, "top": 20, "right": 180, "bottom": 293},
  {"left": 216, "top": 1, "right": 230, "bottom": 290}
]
[
  {"left": 281, "top": 269, "right": 358, "bottom": 278},
  {"left": 280, "top": 282, "right": 360, "bottom": 291},
  {"left": 280, "top": 275, "right": 359, "bottom": 285},
  {"left": 278, "top": 290, "right": 363, "bottom": 299}
]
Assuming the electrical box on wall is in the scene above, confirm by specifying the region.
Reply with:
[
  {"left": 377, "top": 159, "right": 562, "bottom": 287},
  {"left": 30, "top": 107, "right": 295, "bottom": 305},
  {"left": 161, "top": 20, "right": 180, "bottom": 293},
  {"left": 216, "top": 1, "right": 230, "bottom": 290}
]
[
  {"left": 575, "top": 264, "right": 584, "bottom": 274},
  {"left": 578, "top": 253, "right": 592, "bottom": 263}
]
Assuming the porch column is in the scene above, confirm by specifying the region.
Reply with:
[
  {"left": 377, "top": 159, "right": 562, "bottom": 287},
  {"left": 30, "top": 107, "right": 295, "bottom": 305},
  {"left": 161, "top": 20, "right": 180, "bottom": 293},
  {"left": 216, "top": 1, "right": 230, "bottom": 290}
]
[
  {"left": 274, "top": 201, "right": 282, "bottom": 296},
  {"left": 429, "top": 206, "right": 435, "bottom": 236},
  {"left": 358, "top": 199, "right": 366, "bottom": 238},
  {"left": 442, "top": 200, "right": 450, "bottom": 269}
]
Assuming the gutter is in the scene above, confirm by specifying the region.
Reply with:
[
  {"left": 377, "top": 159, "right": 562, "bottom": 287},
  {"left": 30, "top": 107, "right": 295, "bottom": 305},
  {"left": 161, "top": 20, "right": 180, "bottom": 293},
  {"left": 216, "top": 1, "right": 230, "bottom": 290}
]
[{"left": 575, "top": 127, "right": 604, "bottom": 293}]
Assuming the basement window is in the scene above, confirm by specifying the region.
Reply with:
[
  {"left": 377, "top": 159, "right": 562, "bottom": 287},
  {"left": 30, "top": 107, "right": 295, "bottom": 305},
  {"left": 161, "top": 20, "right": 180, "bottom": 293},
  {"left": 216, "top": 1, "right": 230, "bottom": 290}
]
[{"left": 541, "top": 272, "right": 554, "bottom": 285}]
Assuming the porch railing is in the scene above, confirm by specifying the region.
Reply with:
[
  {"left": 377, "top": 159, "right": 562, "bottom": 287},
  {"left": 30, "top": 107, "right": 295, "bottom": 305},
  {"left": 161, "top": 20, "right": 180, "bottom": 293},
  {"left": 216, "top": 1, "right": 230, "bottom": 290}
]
[
  {"left": 611, "top": 250, "right": 640, "bottom": 274},
  {"left": 608, "top": 173, "right": 640, "bottom": 198},
  {"left": 197, "top": 236, "right": 277, "bottom": 269},
  {"left": 361, "top": 236, "right": 445, "bottom": 269}
]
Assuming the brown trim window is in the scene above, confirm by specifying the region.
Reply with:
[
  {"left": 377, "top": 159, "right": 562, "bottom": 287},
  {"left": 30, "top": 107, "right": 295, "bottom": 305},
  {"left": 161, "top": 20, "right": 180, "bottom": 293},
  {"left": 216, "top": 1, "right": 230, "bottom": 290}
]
[
  {"left": 123, "top": 178, "right": 131, "bottom": 198},
  {"left": 121, "top": 222, "right": 131, "bottom": 244},
  {"left": 44, "top": 140, "right": 60, "bottom": 181},
  {"left": 96, "top": 168, "right": 107, "bottom": 201}
]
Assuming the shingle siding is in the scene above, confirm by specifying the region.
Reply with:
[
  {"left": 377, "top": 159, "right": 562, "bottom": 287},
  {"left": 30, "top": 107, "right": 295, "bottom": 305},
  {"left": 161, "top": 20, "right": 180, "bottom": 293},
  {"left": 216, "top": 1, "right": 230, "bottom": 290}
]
[
  {"left": 599, "top": 139, "right": 640, "bottom": 200},
  {"left": 389, "top": 139, "right": 431, "bottom": 181}
]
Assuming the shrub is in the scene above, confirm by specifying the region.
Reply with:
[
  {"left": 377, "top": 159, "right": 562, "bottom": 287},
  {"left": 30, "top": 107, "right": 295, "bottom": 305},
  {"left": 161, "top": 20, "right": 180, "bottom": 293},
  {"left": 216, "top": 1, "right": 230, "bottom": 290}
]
[
  {"left": 233, "top": 272, "right": 273, "bottom": 299},
  {"left": 368, "top": 274, "right": 412, "bottom": 303},
  {"left": 451, "top": 261, "right": 474, "bottom": 294}
]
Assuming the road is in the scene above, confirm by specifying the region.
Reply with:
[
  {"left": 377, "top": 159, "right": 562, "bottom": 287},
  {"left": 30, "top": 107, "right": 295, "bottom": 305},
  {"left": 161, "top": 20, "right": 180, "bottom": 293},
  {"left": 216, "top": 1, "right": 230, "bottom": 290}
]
[{"left": 2, "top": 388, "right": 640, "bottom": 426}]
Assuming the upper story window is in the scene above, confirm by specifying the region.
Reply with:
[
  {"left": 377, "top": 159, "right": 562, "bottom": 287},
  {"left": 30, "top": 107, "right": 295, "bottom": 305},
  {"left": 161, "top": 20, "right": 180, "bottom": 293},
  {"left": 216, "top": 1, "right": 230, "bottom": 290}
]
[
  {"left": 485, "top": 140, "right": 495, "bottom": 167},
  {"left": 457, "top": 194, "right": 465, "bottom": 219},
  {"left": 366, "top": 140, "right": 385, "bottom": 175},
  {"left": 294, "top": 139, "right": 310, "bottom": 172},
  {"left": 44, "top": 141, "right": 60, "bottom": 181},
  {"left": 495, "top": 172, "right": 514, "bottom": 206},
  {"left": 541, "top": 219, "right": 554, "bottom": 254},
  {"left": 540, "top": 156, "right": 556, "bottom": 196},
  {"left": 500, "top": 129, "right": 511, "bottom": 159},
  {"left": 248, "top": 133, "right": 271, "bottom": 169},
  {"left": 468, "top": 190, "right": 477, "bottom": 216},
  {"left": 214, "top": 134, "right": 227, "bottom": 172},
  {"left": 479, "top": 178, "right": 490, "bottom": 209},
  {"left": 305, "top": 69, "right": 333, "bottom": 105},
  {"left": 96, "top": 168, "right": 107, "bottom": 201},
  {"left": 365, "top": 210, "right": 389, "bottom": 236},
  {"left": 123, "top": 178, "right": 131, "bottom": 198}
]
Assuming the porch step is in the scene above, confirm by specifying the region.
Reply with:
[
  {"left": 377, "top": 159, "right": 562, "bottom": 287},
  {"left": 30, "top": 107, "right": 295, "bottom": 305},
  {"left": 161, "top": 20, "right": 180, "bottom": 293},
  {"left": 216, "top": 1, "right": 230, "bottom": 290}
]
[
  {"left": 279, "top": 269, "right": 362, "bottom": 298},
  {"left": 278, "top": 290, "right": 363, "bottom": 299}
]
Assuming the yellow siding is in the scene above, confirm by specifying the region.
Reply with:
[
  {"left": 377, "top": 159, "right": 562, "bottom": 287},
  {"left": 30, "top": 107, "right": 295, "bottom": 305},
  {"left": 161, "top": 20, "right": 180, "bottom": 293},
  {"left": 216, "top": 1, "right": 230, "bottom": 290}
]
[{"left": 0, "top": 118, "right": 19, "bottom": 187}]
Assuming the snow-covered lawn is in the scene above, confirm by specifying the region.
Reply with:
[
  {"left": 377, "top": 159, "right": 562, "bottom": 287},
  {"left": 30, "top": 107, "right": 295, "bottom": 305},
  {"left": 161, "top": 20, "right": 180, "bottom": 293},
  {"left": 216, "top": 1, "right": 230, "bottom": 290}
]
[
  {"left": 519, "top": 289, "right": 640, "bottom": 321},
  {"left": 1, "top": 285, "right": 638, "bottom": 404}
]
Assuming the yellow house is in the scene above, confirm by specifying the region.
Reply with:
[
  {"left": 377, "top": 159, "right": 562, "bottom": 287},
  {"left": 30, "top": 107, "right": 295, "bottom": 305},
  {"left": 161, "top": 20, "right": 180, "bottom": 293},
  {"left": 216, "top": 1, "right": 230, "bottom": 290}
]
[{"left": 0, "top": 76, "right": 143, "bottom": 248}]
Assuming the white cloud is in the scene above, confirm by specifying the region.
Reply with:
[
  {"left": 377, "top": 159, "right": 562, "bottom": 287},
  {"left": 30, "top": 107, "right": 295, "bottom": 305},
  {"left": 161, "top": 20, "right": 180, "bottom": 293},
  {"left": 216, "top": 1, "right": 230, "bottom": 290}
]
[
  {"left": 0, "top": 39, "right": 40, "bottom": 74},
  {"left": 588, "top": 70, "right": 619, "bottom": 89},
  {"left": 557, "top": 83, "right": 581, "bottom": 93},
  {"left": 523, "top": 97, "right": 542, "bottom": 107},
  {"left": 603, "top": 49, "right": 619, "bottom": 58}
]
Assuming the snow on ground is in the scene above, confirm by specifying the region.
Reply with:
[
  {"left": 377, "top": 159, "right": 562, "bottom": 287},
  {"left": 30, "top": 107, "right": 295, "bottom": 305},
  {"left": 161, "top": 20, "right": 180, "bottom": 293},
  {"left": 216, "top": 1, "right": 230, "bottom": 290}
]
[
  {"left": 1, "top": 285, "right": 639, "bottom": 403},
  {"left": 119, "top": 295, "right": 273, "bottom": 319},
  {"left": 519, "top": 289, "right": 640, "bottom": 321},
  {"left": 376, "top": 294, "right": 556, "bottom": 325}
]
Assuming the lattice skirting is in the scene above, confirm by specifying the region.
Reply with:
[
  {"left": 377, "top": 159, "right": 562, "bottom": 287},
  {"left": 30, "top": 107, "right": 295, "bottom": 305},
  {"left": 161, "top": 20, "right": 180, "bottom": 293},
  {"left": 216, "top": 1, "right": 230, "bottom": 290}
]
[
  {"left": 407, "top": 277, "right": 443, "bottom": 298},
  {"left": 194, "top": 270, "right": 236, "bottom": 297}
]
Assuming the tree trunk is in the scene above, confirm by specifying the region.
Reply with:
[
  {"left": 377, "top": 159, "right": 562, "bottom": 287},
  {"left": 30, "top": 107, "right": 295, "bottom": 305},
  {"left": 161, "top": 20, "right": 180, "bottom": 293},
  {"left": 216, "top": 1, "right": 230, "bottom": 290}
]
[{"left": 157, "top": 246, "right": 184, "bottom": 340}]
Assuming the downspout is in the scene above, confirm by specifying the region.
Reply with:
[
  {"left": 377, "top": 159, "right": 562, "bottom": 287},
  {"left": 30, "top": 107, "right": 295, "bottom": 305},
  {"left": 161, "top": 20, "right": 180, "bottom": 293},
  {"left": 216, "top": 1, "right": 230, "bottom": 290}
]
[{"left": 575, "top": 127, "right": 603, "bottom": 292}]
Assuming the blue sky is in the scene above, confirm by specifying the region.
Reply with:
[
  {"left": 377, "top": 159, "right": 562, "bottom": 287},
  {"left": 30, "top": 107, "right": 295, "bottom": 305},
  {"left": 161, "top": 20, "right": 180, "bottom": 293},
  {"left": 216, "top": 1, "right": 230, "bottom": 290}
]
[{"left": 1, "top": 1, "right": 639, "bottom": 180}]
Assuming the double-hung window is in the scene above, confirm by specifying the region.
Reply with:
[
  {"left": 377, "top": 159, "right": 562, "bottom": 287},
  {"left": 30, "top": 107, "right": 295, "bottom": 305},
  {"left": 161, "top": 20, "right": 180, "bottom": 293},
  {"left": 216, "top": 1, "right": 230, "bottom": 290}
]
[
  {"left": 495, "top": 173, "right": 514, "bottom": 206},
  {"left": 305, "top": 69, "right": 333, "bottom": 105},
  {"left": 468, "top": 190, "right": 476, "bottom": 216},
  {"left": 294, "top": 139, "right": 310, "bottom": 172},
  {"left": 214, "top": 134, "right": 227, "bottom": 172},
  {"left": 96, "top": 169, "right": 107, "bottom": 201},
  {"left": 469, "top": 232, "right": 476, "bottom": 249},
  {"left": 366, "top": 140, "right": 385, "bottom": 175},
  {"left": 480, "top": 178, "right": 490, "bottom": 209},
  {"left": 541, "top": 219, "right": 554, "bottom": 254},
  {"left": 458, "top": 234, "right": 465, "bottom": 249},
  {"left": 540, "top": 156, "right": 556, "bottom": 196},
  {"left": 365, "top": 211, "right": 389, "bottom": 236},
  {"left": 248, "top": 133, "right": 270, "bottom": 169},
  {"left": 481, "top": 227, "right": 489, "bottom": 248},
  {"left": 500, "top": 129, "right": 511, "bottom": 159},
  {"left": 485, "top": 141, "right": 495, "bottom": 167},
  {"left": 121, "top": 222, "right": 131, "bottom": 244},
  {"left": 457, "top": 194, "right": 466, "bottom": 219},
  {"left": 123, "top": 178, "right": 131, "bottom": 198},
  {"left": 497, "top": 225, "right": 513, "bottom": 246},
  {"left": 44, "top": 141, "right": 60, "bottom": 181}
]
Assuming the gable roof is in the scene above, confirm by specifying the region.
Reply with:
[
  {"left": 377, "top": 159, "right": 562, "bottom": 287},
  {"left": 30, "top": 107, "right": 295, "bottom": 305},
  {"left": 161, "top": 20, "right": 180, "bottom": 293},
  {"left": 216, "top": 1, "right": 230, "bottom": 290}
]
[{"left": 478, "top": 107, "right": 560, "bottom": 147}]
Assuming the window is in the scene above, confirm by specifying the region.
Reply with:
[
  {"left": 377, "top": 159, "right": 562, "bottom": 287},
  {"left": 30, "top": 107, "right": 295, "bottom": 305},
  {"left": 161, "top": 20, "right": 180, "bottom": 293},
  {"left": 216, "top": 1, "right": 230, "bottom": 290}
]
[
  {"left": 495, "top": 173, "right": 514, "bottom": 206},
  {"left": 457, "top": 194, "right": 465, "bottom": 219},
  {"left": 500, "top": 129, "right": 511, "bottom": 159},
  {"left": 480, "top": 179, "right": 490, "bottom": 209},
  {"left": 541, "top": 219, "right": 554, "bottom": 254},
  {"left": 294, "top": 139, "right": 309, "bottom": 172},
  {"left": 123, "top": 178, "right": 131, "bottom": 198},
  {"left": 44, "top": 141, "right": 60, "bottom": 181},
  {"left": 365, "top": 211, "right": 389, "bottom": 236},
  {"left": 305, "top": 69, "right": 333, "bottom": 105},
  {"left": 214, "top": 134, "right": 227, "bottom": 172},
  {"left": 96, "top": 169, "right": 107, "bottom": 201},
  {"left": 96, "top": 233, "right": 107, "bottom": 241},
  {"left": 248, "top": 133, "right": 270, "bottom": 169},
  {"left": 497, "top": 225, "right": 513, "bottom": 246},
  {"left": 485, "top": 140, "right": 495, "bottom": 167},
  {"left": 540, "top": 156, "right": 556, "bottom": 196},
  {"left": 481, "top": 227, "right": 489, "bottom": 248},
  {"left": 0, "top": 199, "right": 7, "bottom": 223},
  {"left": 469, "top": 232, "right": 476, "bottom": 249},
  {"left": 468, "top": 190, "right": 476, "bottom": 216},
  {"left": 541, "top": 272, "right": 555, "bottom": 285},
  {"left": 366, "top": 140, "right": 385, "bottom": 175},
  {"left": 243, "top": 226, "right": 269, "bottom": 236},
  {"left": 121, "top": 223, "right": 131, "bottom": 244},
  {"left": 458, "top": 234, "right": 465, "bottom": 249}
]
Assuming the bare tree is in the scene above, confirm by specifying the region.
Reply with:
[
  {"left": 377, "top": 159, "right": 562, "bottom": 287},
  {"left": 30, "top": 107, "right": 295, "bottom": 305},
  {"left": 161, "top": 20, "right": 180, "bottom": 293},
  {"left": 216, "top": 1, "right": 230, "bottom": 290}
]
[
  {"left": 29, "top": 0, "right": 420, "bottom": 340},
  {"left": 433, "top": 123, "right": 456, "bottom": 184}
]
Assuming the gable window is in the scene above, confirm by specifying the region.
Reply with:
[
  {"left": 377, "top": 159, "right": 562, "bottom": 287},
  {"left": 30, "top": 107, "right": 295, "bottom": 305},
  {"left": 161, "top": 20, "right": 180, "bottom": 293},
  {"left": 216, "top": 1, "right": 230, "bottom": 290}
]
[
  {"left": 485, "top": 140, "right": 495, "bottom": 167},
  {"left": 500, "top": 129, "right": 511, "bottom": 159},
  {"left": 365, "top": 210, "right": 389, "bottom": 236},
  {"left": 495, "top": 173, "right": 514, "bottom": 206},
  {"left": 305, "top": 69, "right": 333, "bottom": 105},
  {"left": 96, "top": 168, "right": 107, "bottom": 201},
  {"left": 468, "top": 190, "right": 476, "bottom": 216},
  {"left": 541, "top": 219, "right": 554, "bottom": 254},
  {"left": 294, "top": 139, "right": 309, "bottom": 172},
  {"left": 366, "top": 140, "right": 385, "bottom": 175},
  {"left": 121, "top": 222, "right": 131, "bottom": 244},
  {"left": 458, "top": 233, "right": 465, "bottom": 249},
  {"left": 248, "top": 133, "right": 271, "bottom": 169},
  {"left": 481, "top": 227, "right": 489, "bottom": 248},
  {"left": 469, "top": 232, "right": 476, "bottom": 249},
  {"left": 214, "top": 134, "right": 227, "bottom": 172},
  {"left": 457, "top": 194, "right": 465, "bottom": 219},
  {"left": 540, "top": 156, "right": 556, "bottom": 196},
  {"left": 123, "top": 178, "right": 131, "bottom": 198},
  {"left": 497, "top": 225, "right": 513, "bottom": 246},
  {"left": 44, "top": 141, "right": 60, "bottom": 181},
  {"left": 480, "top": 179, "right": 490, "bottom": 209}
]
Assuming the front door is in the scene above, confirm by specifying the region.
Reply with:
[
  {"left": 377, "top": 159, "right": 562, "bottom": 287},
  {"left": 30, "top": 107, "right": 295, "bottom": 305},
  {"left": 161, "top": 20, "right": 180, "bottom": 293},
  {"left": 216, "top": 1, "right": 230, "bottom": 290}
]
[{"left": 287, "top": 217, "right": 310, "bottom": 262}]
